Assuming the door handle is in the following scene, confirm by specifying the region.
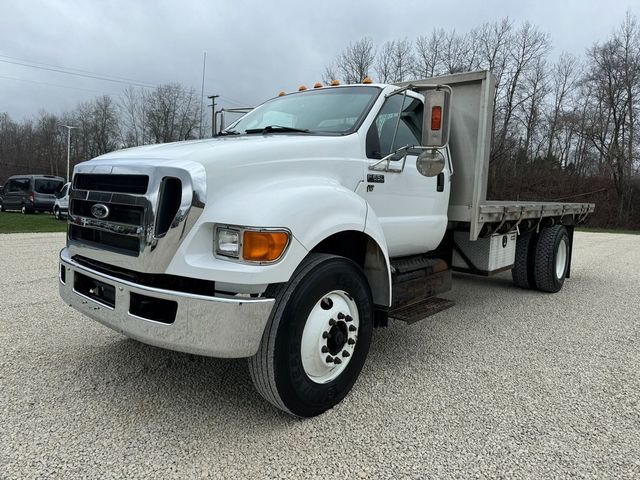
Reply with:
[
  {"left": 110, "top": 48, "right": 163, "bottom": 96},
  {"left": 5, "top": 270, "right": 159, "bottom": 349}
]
[{"left": 437, "top": 172, "right": 445, "bottom": 192}]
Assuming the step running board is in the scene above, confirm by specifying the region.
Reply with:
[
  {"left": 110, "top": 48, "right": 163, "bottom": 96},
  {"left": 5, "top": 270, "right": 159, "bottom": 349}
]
[{"left": 389, "top": 297, "right": 454, "bottom": 324}]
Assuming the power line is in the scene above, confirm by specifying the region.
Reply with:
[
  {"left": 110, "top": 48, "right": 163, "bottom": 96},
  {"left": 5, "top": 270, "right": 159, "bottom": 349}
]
[
  {"left": 219, "top": 95, "right": 249, "bottom": 108},
  {"left": 0, "top": 74, "right": 114, "bottom": 95},
  {"left": 0, "top": 53, "right": 158, "bottom": 86},
  {"left": 0, "top": 57, "right": 157, "bottom": 88}
]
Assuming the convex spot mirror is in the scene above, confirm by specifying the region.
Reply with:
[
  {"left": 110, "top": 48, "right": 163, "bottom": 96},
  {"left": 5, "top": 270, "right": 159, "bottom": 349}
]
[{"left": 416, "top": 149, "right": 445, "bottom": 177}]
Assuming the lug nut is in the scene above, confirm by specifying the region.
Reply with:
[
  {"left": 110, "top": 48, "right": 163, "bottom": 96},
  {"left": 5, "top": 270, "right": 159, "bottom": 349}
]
[
  {"left": 333, "top": 357, "right": 342, "bottom": 365},
  {"left": 337, "top": 312, "right": 345, "bottom": 319},
  {"left": 322, "top": 331, "right": 330, "bottom": 339},
  {"left": 348, "top": 338, "right": 355, "bottom": 345},
  {"left": 321, "top": 346, "right": 329, "bottom": 353},
  {"left": 325, "top": 355, "right": 334, "bottom": 363},
  {"left": 345, "top": 315, "right": 353, "bottom": 322},
  {"left": 342, "top": 351, "right": 350, "bottom": 358},
  {"left": 329, "top": 318, "right": 336, "bottom": 326},
  {"left": 349, "top": 325, "right": 357, "bottom": 332}
]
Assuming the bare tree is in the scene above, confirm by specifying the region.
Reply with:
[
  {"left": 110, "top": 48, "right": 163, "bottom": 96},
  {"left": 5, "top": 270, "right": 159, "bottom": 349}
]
[
  {"left": 546, "top": 53, "right": 579, "bottom": 162},
  {"left": 145, "top": 83, "right": 201, "bottom": 143},
  {"left": 119, "top": 86, "right": 148, "bottom": 147},
  {"left": 391, "top": 38, "right": 415, "bottom": 82},
  {"left": 375, "top": 41, "right": 395, "bottom": 83},
  {"left": 414, "top": 30, "right": 443, "bottom": 78},
  {"left": 333, "top": 37, "right": 376, "bottom": 84},
  {"left": 582, "top": 13, "right": 640, "bottom": 223}
]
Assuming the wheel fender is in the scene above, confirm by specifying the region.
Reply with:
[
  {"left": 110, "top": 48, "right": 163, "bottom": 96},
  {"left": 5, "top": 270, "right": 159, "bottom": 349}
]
[
  {"left": 172, "top": 178, "right": 368, "bottom": 285},
  {"left": 362, "top": 207, "right": 392, "bottom": 307}
]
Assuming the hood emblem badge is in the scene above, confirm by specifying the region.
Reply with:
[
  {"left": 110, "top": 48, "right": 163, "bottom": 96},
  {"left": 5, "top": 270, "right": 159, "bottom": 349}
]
[{"left": 91, "top": 203, "right": 110, "bottom": 219}]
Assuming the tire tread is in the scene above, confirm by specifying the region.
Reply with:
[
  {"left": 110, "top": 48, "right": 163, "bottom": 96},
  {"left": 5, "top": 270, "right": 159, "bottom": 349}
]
[{"left": 248, "top": 253, "right": 340, "bottom": 415}]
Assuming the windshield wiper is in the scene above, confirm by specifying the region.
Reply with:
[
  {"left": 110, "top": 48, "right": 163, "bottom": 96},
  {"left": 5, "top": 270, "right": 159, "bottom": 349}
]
[
  {"left": 217, "top": 129, "right": 240, "bottom": 136},
  {"left": 244, "top": 125, "right": 310, "bottom": 134}
]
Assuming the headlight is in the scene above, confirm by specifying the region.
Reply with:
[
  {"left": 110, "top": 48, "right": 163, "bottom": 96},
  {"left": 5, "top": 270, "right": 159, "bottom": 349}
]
[
  {"left": 215, "top": 226, "right": 290, "bottom": 263},
  {"left": 215, "top": 227, "right": 240, "bottom": 257}
]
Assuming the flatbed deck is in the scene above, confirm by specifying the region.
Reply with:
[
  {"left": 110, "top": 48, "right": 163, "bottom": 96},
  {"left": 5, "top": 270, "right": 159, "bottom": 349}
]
[{"left": 478, "top": 201, "right": 595, "bottom": 224}]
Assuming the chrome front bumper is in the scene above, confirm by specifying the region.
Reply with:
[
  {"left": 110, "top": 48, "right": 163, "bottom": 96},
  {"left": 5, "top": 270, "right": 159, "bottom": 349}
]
[{"left": 58, "top": 248, "right": 274, "bottom": 358}]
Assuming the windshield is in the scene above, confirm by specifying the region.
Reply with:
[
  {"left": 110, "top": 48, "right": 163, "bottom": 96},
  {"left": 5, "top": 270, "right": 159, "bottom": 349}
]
[
  {"left": 35, "top": 179, "right": 64, "bottom": 194},
  {"left": 227, "top": 86, "right": 381, "bottom": 135}
]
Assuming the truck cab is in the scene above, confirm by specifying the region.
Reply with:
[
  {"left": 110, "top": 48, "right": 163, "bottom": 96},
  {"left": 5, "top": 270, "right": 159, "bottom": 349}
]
[{"left": 59, "top": 71, "right": 593, "bottom": 417}]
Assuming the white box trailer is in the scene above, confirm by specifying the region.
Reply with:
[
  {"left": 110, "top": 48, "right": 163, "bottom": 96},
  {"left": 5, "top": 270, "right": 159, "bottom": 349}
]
[{"left": 59, "top": 70, "right": 594, "bottom": 417}]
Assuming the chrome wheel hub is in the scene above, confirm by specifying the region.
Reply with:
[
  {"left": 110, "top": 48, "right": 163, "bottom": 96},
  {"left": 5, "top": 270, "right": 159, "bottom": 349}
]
[
  {"left": 555, "top": 238, "right": 567, "bottom": 279},
  {"left": 301, "top": 290, "right": 359, "bottom": 384}
]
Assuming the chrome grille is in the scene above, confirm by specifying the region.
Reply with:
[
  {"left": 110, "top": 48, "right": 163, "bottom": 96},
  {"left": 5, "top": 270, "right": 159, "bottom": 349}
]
[
  {"left": 67, "top": 163, "right": 206, "bottom": 273},
  {"left": 74, "top": 173, "right": 149, "bottom": 194}
]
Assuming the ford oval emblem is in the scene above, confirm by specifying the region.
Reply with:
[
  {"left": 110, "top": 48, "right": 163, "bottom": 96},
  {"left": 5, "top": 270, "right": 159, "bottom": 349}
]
[{"left": 90, "top": 203, "right": 110, "bottom": 219}]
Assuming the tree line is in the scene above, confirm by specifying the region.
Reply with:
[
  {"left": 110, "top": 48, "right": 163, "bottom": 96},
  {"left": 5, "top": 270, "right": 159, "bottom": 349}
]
[
  {"left": 0, "top": 83, "right": 202, "bottom": 183},
  {"left": 324, "top": 15, "right": 640, "bottom": 228},
  {"left": 1, "top": 14, "right": 639, "bottom": 228}
]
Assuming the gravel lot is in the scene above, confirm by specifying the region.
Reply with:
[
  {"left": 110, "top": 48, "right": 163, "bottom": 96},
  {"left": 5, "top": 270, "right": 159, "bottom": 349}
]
[{"left": 1, "top": 231, "right": 639, "bottom": 479}]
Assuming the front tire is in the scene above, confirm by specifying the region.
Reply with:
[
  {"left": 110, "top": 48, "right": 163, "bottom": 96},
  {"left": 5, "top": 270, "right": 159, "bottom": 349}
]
[
  {"left": 249, "top": 253, "right": 374, "bottom": 417},
  {"left": 534, "top": 225, "right": 570, "bottom": 293}
]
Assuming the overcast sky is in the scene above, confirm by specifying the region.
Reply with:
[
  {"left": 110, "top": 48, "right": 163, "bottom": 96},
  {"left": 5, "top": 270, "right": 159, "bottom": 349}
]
[{"left": 1, "top": 0, "right": 638, "bottom": 121}]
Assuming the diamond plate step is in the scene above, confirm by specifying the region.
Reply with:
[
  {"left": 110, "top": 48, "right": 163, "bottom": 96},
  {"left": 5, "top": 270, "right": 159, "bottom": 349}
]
[{"left": 389, "top": 297, "right": 455, "bottom": 324}]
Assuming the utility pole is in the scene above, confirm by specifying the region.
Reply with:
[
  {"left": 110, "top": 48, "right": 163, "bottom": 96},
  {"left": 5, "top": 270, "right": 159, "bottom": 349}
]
[
  {"left": 208, "top": 94, "right": 219, "bottom": 137},
  {"left": 60, "top": 125, "right": 78, "bottom": 183},
  {"left": 199, "top": 52, "right": 207, "bottom": 138}
]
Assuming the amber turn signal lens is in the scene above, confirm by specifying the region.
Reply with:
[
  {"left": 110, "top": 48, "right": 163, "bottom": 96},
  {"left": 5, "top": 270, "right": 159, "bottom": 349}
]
[
  {"left": 242, "top": 231, "right": 289, "bottom": 262},
  {"left": 431, "top": 106, "right": 442, "bottom": 131}
]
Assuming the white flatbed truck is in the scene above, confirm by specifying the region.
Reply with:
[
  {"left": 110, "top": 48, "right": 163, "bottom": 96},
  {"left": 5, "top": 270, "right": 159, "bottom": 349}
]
[{"left": 58, "top": 71, "right": 594, "bottom": 417}]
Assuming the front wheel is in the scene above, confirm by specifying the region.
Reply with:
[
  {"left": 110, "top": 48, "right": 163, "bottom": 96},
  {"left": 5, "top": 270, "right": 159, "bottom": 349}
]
[{"left": 249, "top": 253, "right": 374, "bottom": 417}]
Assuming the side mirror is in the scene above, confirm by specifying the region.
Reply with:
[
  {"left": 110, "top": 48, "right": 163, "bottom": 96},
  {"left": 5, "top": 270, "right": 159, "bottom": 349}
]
[
  {"left": 422, "top": 89, "right": 451, "bottom": 148},
  {"left": 416, "top": 149, "right": 445, "bottom": 177}
]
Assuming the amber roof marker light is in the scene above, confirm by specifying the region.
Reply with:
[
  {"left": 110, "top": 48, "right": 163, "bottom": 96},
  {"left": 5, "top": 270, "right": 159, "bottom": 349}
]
[
  {"left": 298, "top": 85, "right": 307, "bottom": 91},
  {"left": 362, "top": 77, "right": 373, "bottom": 84},
  {"left": 313, "top": 82, "right": 323, "bottom": 88},
  {"left": 330, "top": 79, "right": 340, "bottom": 86}
]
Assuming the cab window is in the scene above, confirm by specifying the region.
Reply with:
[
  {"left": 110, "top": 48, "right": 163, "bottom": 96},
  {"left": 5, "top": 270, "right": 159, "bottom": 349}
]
[{"left": 366, "top": 95, "right": 423, "bottom": 159}]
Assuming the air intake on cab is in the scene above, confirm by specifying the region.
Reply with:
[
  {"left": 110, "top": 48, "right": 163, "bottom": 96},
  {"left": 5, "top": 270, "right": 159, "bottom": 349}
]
[{"left": 155, "top": 177, "right": 182, "bottom": 237}]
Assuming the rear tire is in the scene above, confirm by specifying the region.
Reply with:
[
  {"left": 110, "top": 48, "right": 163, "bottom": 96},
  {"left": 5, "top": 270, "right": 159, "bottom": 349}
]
[
  {"left": 533, "top": 225, "right": 570, "bottom": 293},
  {"left": 512, "top": 229, "right": 537, "bottom": 289},
  {"left": 248, "top": 253, "right": 374, "bottom": 417}
]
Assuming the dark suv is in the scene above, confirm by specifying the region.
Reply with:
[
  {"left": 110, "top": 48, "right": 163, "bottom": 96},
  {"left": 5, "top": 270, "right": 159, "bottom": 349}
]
[{"left": 0, "top": 175, "right": 66, "bottom": 214}]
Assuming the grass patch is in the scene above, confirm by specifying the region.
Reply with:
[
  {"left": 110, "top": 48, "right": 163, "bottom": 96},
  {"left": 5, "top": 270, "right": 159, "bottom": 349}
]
[
  {"left": 0, "top": 211, "right": 67, "bottom": 233},
  {"left": 576, "top": 227, "right": 640, "bottom": 235}
]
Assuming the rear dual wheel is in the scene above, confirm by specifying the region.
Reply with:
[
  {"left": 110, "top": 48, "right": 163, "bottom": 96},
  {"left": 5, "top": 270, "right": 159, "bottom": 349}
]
[
  {"left": 249, "top": 253, "right": 373, "bottom": 418},
  {"left": 512, "top": 225, "right": 570, "bottom": 293}
]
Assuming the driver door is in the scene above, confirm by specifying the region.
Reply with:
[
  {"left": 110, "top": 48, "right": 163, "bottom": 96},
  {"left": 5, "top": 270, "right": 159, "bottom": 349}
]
[{"left": 356, "top": 93, "right": 450, "bottom": 257}]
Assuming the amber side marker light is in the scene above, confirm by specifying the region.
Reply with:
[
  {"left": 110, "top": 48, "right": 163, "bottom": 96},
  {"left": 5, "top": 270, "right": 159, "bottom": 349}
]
[
  {"left": 243, "top": 231, "right": 290, "bottom": 262},
  {"left": 431, "top": 106, "right": 442, "bottom": 131}
]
